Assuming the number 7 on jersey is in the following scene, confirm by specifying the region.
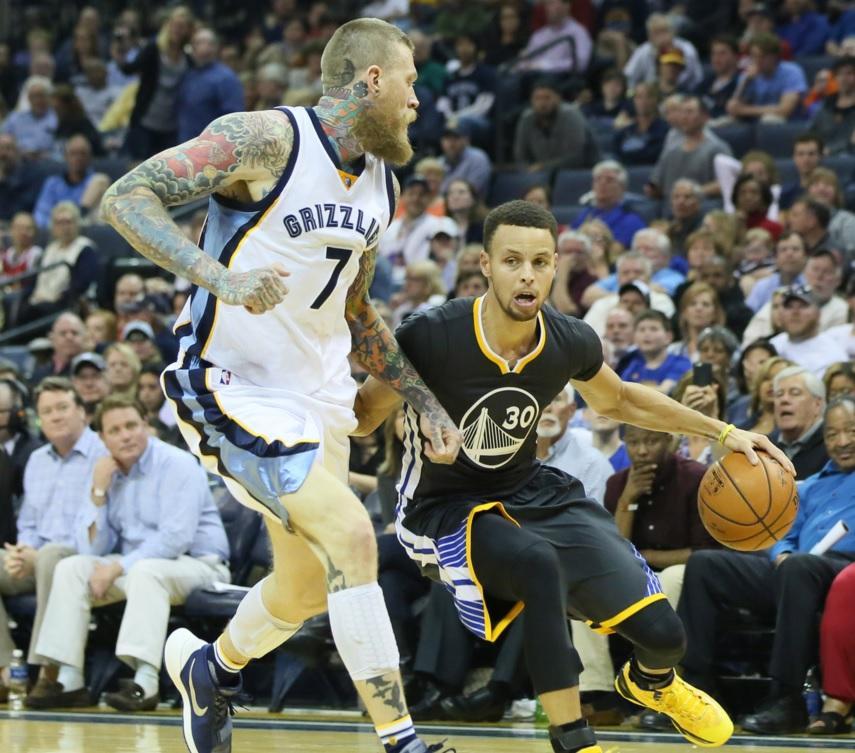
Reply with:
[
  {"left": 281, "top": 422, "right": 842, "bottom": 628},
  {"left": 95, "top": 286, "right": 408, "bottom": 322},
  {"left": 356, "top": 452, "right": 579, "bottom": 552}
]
[{"left": 310, "top": 246, "right": 353, "bottom": 309}]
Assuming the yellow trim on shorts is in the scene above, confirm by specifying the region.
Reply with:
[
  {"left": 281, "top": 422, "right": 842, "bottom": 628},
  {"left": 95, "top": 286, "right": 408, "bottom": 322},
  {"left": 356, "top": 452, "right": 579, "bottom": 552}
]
[
  {"left": 465, "top": 501, "right": 525, "bottom": 643},
  {"left": 200, "top": 198, "right": 282, "bottom": 361},
  {"left": 472, "top": 296, "right": 547, "bottom": 375},
  {"left": 586, "top": 593, "right": 669, "bottom": 635}
]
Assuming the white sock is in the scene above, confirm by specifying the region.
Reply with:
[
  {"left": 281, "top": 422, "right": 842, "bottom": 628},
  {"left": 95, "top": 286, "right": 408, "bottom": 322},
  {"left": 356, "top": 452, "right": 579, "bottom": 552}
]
[
  {"left": 133, "top": 662, "right": 159, "bottom": 699},
  {"left": 57, "top": 664, "right": 84, "bottom": 692}
]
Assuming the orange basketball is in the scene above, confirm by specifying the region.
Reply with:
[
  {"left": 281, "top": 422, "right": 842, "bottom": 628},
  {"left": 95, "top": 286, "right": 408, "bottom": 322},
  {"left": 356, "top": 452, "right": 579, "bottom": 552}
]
[{"left": 698, "top": 452, "right": 799, "bottom": 552}]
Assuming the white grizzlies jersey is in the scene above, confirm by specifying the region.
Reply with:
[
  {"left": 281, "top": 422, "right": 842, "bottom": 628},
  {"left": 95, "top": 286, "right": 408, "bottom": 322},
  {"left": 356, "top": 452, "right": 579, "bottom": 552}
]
[{"left": 174, "top": 106, "right": 394, "bottom": 409}]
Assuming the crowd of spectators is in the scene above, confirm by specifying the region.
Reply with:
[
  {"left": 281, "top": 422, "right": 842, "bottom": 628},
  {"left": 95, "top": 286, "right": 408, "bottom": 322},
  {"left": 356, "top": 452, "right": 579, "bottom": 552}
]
[{"left": 1, "top": 0, "right": 855, "bottom": 738}]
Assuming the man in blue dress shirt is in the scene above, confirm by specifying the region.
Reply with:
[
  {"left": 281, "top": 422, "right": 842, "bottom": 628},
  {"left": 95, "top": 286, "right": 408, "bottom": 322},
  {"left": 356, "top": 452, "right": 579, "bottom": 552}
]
[
  {"left": 177, "top": 28, "right": 244, "bottom": 144},
  {"left": 0, "top": 377, "right": 104, "bottom": 705},
  {"left": 678, "top": 396, "right": 855, "bottom": 734},
  {"left": 29, "top": 395, "right": 229, "bottom": 711}
]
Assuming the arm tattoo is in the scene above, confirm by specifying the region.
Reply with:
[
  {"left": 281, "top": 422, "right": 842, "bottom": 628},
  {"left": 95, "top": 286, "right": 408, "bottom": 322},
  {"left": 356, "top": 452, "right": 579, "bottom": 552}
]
[
  {"left": 344, "top": 236, "right": 449, "bottom": 425},
  {"left": 324, "top": 552, "right": 348, "bottom": 593},
  {"left": 100, "top": 111, "right": 293, "bottom": 293},
  {"left": 365, "top": 675, "right": 407, "bottom": 717}
]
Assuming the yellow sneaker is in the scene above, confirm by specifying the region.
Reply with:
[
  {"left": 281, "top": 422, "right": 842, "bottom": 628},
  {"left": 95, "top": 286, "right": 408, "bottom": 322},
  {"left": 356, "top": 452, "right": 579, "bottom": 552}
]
[{"left": 615, "top": 662, "right": 733, "bottom": 747}]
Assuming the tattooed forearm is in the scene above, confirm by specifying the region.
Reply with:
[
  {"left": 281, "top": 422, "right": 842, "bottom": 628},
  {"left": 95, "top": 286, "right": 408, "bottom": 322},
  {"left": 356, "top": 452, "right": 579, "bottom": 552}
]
[
  {"left": 100, "top": 111, "right": 292, "bottom": 295},
  {"left": 365, "top": 675, "right": 407, "bottom": 717},
  {"left": 345, "top": 248, "right": 445, "bottom": 419}
]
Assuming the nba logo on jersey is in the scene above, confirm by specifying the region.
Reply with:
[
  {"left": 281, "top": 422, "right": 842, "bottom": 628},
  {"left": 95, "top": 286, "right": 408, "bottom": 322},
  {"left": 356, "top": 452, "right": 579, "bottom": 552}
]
[{"left": 459, "top": 387, "right": 540, "bottom": 468}]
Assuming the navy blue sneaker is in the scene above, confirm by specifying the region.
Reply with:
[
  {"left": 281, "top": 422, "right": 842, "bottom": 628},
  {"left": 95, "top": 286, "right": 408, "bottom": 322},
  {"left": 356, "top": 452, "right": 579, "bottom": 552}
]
[{"left": 165, "top": 628, "right": 242, "bottom": 753}]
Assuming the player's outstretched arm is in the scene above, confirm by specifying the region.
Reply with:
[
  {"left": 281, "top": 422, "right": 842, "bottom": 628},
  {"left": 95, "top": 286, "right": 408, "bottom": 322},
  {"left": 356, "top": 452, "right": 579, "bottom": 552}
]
[
  {"left": 101, "top": 111, "right": 292, "bottom": 313},
  {"left": 345, "top": 249, "right": 461, "bottom": 464},
  {"left": 573, "top": 363, "right": 796, "bottom": 475}
]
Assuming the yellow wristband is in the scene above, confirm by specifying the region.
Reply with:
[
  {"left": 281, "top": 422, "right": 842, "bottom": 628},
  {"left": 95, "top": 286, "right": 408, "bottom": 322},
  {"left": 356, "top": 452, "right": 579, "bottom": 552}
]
[{"left": 718, "top": 423, "right": 735, "bottom": 446}]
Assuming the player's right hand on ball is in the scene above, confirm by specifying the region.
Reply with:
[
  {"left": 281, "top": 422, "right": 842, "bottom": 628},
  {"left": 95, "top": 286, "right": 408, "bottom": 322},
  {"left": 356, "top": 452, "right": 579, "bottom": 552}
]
[{"left": 217, "top": 263, "right": 290, "bottom": 314}]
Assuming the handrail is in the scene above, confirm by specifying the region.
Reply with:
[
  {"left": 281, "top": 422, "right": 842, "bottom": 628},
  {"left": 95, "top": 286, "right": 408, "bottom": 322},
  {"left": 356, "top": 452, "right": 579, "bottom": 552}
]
[
  {"left": 0, "top": 312, "right": 62, "bottom": 345},
  {"left": 498, "top": 33, "right": 579, "bottom": 75},
  {"left": 0, "top": 261, "right": 72, "bottom": 291}
]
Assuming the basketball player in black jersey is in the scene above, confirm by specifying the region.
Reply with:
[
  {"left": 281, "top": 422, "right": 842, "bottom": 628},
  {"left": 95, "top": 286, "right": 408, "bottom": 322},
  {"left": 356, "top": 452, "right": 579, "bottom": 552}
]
[{"left": 355, "top": 201, "right": 795, "bottom": 753}]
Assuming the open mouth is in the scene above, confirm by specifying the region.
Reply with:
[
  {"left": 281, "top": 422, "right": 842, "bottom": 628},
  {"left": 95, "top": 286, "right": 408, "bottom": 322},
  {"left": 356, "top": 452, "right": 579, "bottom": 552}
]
[{"left": 514, "top": 292, "right": 537, "bottom": 307}]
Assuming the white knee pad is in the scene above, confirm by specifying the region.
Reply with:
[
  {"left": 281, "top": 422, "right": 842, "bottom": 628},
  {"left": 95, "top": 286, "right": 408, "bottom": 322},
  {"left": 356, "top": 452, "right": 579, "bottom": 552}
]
[
  {"left": 327, "top": 582, "right": 400, "bottom": 681},
  {"left": 227, "top": 581, "right": 302, "bottom": 659}
]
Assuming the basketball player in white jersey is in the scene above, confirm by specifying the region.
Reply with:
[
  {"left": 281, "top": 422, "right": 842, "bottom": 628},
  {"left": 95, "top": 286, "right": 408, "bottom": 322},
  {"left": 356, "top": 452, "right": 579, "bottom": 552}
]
[{"left": 102, "top": 19, "right": 460, "bottom": 753}]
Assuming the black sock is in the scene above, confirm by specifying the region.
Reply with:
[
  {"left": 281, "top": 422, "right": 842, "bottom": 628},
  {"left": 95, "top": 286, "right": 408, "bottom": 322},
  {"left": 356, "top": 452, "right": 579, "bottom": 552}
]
[
  {"left": 206, "top": 643, "right": 241, "bottom": 687},
  {"left": 629, "top": 657, "right": 674, "bottom": 690}
]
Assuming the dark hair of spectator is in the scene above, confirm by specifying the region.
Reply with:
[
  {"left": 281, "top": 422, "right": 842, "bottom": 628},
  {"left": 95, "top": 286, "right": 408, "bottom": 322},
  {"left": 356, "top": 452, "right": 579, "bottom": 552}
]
[
  {"left": 732, "top": 174, "right": 773, "bottom": 211},
  {"left": 794, "top": 132, "right": 824, "bottom": 153},
  {"left": 792, "top": 196, "right": 831, "bottom": 229},
  {"left": 601, "top": 67, "right": 627, "bottom": 86},
  {"left": 34, "top": 376, "right": 84, "bottom": 409},
  {"left": 93, "top": 393, "right": 147, "bottom": 432},
  {"left": 749, "top": 32, "right": 782, "bottom": 57},
  {"left": 834, "top": 55, "right": 855, "bottom": 72},
  {"left": 711, "top": 34, "right": 739, "bottom": 54},
  {"left": 140, "top": 363, "right": 166, "bottom": 379},
  {"left": 532, "top": 76, "right": 562, "bottom": 95},
  {"left": 483, "top": 200, "right": 558, "bottom": 254},
  {"left": 735, "top": 339, "right": 777, "bottom": 394},
  {"left": 633, "top": 308, "right": 671, "bottom": 333}
]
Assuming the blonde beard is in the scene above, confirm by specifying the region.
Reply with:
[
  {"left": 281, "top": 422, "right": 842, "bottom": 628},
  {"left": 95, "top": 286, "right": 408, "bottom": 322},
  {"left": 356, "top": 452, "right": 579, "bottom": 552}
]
[{"left": 351, "top": 102, "right": 414, "bottom": 166}]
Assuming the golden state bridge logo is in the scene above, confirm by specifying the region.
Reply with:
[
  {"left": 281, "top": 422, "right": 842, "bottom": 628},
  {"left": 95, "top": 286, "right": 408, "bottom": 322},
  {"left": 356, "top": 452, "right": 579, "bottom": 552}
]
[{"left": 459, "top": 387, "right": 540, "bottom": 469}]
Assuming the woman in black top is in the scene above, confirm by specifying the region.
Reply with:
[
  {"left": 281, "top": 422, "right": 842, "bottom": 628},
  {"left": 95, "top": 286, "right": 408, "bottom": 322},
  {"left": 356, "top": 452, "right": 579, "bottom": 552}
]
[{"left": 117, "top": 5, "right": 195, "bottom": 159}]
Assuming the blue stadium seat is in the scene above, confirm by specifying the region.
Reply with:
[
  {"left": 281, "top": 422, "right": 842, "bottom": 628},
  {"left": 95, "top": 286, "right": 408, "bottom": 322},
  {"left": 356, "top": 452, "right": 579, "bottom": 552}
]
[
  {"left": 92, "top": 156, "right": 131, "bottom": 182},
  {"left": 81, "top": 224, "right": 135, "bottom": 260},
  {"left": 488, "top": 170, "right": 549, "bottom": 206},
  {"left": 711, "top": 124, "right": 755, "bottom": 158},
  {"left": 552, "top": 169, "right": 591, "bottom": 204},
  {"left": 623, "top": 195, "right": 660, "bottom": 223},
  {"left": 552, "top": 205, "right": 585, "bottom": 226},
  {"left": 755, "top": 122, "right": 809, "bottom": 158},
  {"left": 798, "top": 55, "right": 836, "bottom": 85},
  {"left": 625, "top": 166, "right": 653, "bottom": 194},
  {"left": 774, "top": 158, "right": 799, "bottom": 186},
  {"left": 822, "top": 155, "right": 855, "bottom": 184}
]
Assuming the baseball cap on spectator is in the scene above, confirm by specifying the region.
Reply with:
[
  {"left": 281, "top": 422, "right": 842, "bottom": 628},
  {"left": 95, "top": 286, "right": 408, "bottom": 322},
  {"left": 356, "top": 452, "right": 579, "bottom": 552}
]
[
  {"left": 28, "top": 337, "right": 52, "bottom": 355},
  {"left": 431, "top": 217, "right": 460, "bottom": 240},
  {"left": 403, "top": 174, "right": 430, "bottom": 191},
  {"left": 71, "top": 352, "right": 106, "bottom": 375},
  {"left": 442, "top": 123, "right": 467, "bottom": 139},
  {"left": 618, "top": 280, "right": 652, "bottom": 306},
  {"left": 122, "top": 320, "right": 156, "bottom": 342},
  {"left": 782, "top": 284, "right": 821, "bottom": 307},
  {"left": 659, "top": 48, "right": 686, "bottom": 67}
]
